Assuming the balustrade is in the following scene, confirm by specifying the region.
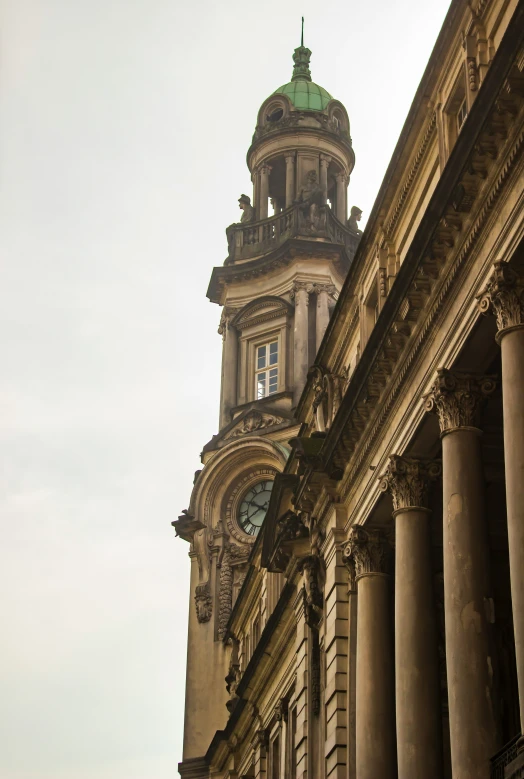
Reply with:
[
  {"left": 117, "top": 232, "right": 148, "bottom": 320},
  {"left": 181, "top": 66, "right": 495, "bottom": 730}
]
[{"left": 227, "top": 203, "right": 360, "bottom": 262}]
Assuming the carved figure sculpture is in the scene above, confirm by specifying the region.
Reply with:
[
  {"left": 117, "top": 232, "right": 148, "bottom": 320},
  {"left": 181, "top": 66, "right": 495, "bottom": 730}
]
[
  {"left": 295, "top": 170, "right": 326, "bottom": 232},
  {"left": 348, "top": 205, "right": 363, "bottom": 233},
  {"left": 238, "top": 194, "right": 255, "bottom": 223}
]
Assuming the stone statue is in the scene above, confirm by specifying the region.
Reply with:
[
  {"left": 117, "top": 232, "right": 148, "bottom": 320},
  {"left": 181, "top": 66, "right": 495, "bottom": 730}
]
[
  {"left": 238, "top": 194, "right": 255, "bottom": 223},
  {"left": 295, "top": 170, "right": 326, "bottom": 232},
  {"left": 348, "top": 205, "right": 363, "bottom": 234}
]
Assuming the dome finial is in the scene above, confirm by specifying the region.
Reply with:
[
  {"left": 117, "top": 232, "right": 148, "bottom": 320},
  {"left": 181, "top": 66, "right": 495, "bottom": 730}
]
[{"left": 292, "top": 18, "right": 312, "bottom": 83}]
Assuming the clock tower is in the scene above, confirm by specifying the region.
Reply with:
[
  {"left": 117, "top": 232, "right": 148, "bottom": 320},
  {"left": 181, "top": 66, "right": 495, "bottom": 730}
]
[{"left": 174, "top": 36, "right": 361, "bottom": 776}]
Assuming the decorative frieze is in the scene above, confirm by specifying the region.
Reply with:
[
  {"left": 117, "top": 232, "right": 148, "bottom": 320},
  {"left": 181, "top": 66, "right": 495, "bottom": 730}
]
[
  {"left": 424, "top": 369, "right": 496, "bottom": 433},
  {"left": 477, "top": 261, "right": 524, "bottom": 334},
  {"left": 341, "top": 526, "right": 389, "bottom": 579},
  {"left": 379, "top": 455, "right": 441, "bottom": 511},
  {"left": 224, "top": 410, "right": 284, "bottom": 439}
]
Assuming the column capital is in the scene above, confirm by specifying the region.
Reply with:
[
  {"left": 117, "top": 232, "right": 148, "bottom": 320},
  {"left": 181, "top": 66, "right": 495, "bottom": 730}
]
[
  {"left": 477, "top": 261, "right": 524, "bottom": 338},
  {"left": 218, "top": 307, "right": 238, "bottom": 335},
  {"left": 424, "top": 369, "right": 496, "bottom": 434},
  {"left": 379, "top": 455, "right": 441, "bottom": 512},
  {"left": 259, "top": 164, "right": 272, "bottom": 176},
  {"left": 290, "top": 280, "right": 312, "bottom": 305},
  {"left": 319, "top": 153, "right": 332, "bottom": 167},
  {"left": 341, "top": 526, "right": 389, "bottom": 580},
  {"left": 284, "top": 152, "right": 296, "bottom": 164},
  {"left": 335, "top": 171, "right": 348, "bottom": 183}
]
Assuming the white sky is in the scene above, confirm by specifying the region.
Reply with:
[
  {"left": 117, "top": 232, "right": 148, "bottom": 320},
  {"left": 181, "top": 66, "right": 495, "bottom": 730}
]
[{"left": 0, "top": 1, "right": 451, "bottom": 777}]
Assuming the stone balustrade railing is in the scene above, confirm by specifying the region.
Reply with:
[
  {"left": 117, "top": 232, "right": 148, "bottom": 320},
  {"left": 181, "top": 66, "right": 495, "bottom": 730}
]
[{"left": 225, "top": 203, "right": 361, "bottom": 264}]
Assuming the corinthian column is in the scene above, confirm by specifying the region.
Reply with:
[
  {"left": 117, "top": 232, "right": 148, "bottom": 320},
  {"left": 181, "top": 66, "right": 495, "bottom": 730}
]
[
  {"left": 478, "top": 261, "right": 524, "bottom": 746},
  {"left": 292, "top": 283, "right": 309, "bottom": 405},
  {"left": 285, "top": 153, "right": 295, "bottom": 208},
  {"left": 380, "top": 455, "right": 443, "bottom": 779},
  {"left": 425, "top": 369, "right": 499, "bottom": 779},
  {"left": 342, "top": 527, "right": 396, "bottom": 779}
]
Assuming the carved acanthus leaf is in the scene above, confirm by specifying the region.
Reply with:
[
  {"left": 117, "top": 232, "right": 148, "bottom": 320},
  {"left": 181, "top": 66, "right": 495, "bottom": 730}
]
[
  {"left": 477, "top": 261, "right": 524, "bottom": 333},
  {"left": 424, "top": 369, "right": 496, "bottom": 433},
  {"left": 341, "top": 526, "right": 389, "bottom": 578},
  {"left": 379, "top": 455, "right": 441, "bottom": 511}
]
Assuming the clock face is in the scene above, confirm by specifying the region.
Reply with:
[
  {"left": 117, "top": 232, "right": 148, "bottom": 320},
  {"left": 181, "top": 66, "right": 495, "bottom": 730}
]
[{"left": 238, "top": 480, "right": 274, "bottom": 536}]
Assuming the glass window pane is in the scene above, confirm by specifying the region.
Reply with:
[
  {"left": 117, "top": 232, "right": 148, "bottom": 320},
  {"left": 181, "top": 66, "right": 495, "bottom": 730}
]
[
  {"left": 257, "top": 345, "right": 267, "bottom": 369},
  {"left": 257, "top": 373, "right": 266, "bottom": 399},
  {"left": 269, "top": 367, "right": 278, "bottom": 377},
  {"left": 269, "top": 342, "right": 278, "bottom": 365}
]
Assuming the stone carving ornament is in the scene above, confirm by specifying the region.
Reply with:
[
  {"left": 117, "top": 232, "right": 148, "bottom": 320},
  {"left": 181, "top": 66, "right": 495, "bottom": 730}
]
[
  {"left": 477, "top": 260, "right": 524, "bottom": 336},
  {"left": 194, "top": 581, "right": 213, "bottom": 623},
  {"left": 310, "top": 365, "right": 348, "bottom": 432},
  {"left": 224, "top": 410, "right": 284, "bottom": 439},
  {"left": 424, "top": 369, "right": 497, "bottom": 432},
  {"left": 342, "top": 526, "right": 389, "bottom": 579},
  {"left": 294, "top": 170, "right": 327, "bottom": 232},
  {"left": 379, "top": 455, "right": 441, "bottom": 511},
  {"left": 218, "top": 542, "right": 251, "bottom": 640},
  {"left": 238, "top": 194, "right": 255, "bottom": 223}
]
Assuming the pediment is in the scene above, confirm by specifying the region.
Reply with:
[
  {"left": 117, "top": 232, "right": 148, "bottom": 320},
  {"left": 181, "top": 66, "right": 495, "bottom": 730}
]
[
  {"left": 231, "top": 296, "right": 293, "bottom": 331},
  {"left": 223, "top": 408, "right": 287, "bottom": 440},
  {"left": 202, "top": 403, "right": 294, "bottom": 453}
]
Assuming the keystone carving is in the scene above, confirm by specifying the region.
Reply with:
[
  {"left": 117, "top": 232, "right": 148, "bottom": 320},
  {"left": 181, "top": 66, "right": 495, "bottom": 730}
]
[
  {"left": 477, "top": 261, "right": 524, "bottom": 334},
  {"left": 341, "top": 526, "right": 389, "bottom": 578},
  {"left": 379, "top": 455, "right": 441, "bottom": 511},
  {"left": 424, "top": 369, "right": 496, "bottom": 433},
  {"left": 195, "top": 581, "right": 213, "bottom": 623}
]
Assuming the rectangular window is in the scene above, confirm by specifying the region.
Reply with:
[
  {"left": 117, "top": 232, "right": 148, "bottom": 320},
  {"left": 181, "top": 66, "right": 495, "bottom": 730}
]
[
  {"left": 457, "top": 98, "right": 468, "bottom": 133},
  {"left": 256, "top": 341, "right": 279, "bottom": 399}
]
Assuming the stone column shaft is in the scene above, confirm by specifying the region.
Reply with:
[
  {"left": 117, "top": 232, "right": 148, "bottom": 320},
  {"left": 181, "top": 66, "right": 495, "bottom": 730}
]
[
  {"left": 285, "top": 154, "right": 295, "bottom": 208},
  {"left": 343, "top": 528, "right": 396, "bottom": 779},
  {"left": 220, "top": 320, "right": 238, "bottom": 429},
  {"left": 380, "top": 455, "right": 443, "bottom": 779},
  {"left": 293, "top": 285, "right": 309, "bottom": 405},
  {"left": 335, "top": 173, "right": 347, "bottom": 223},
  {"left": 259, "top": 165, "right": 271, "bottom": 220},
  {"left": 425, "top": 370, "right": 499, "bottom": 778},
  {"left": 316, "top": 288, "right": 330, "bottom": 351},
  {"left": 320, "top": 154, "right": 331, "bottom": 201},
  {"left": 478, "top": 262, "right": 524, "bottom": 742}
]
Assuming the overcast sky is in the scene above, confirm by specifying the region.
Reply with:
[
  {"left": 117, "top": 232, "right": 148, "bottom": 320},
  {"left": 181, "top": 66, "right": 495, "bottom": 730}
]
[{"left": 0, "top": 1, "right": 451, "bottom": 777}]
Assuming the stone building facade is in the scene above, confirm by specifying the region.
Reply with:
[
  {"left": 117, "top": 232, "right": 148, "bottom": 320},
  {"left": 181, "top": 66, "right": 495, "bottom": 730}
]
[{"left": 175, "top": 1, "right": 524, "bottom": 777}]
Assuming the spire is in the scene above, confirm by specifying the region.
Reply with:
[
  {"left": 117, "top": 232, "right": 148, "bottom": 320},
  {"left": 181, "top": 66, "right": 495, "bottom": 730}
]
[{"left": 291, "top": 17, "right": 312, "bottom": 82}]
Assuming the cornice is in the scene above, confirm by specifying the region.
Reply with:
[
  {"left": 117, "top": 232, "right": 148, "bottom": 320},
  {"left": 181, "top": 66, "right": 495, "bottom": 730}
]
[
  {"left": 383, "top": 113, "right": 437, "bottom": 239},
  {"left": 300, "top": 11, "right": 524, "bottom": 510},
  {"left": 207, "top": 238, "right": 348, "bottom": 305}
]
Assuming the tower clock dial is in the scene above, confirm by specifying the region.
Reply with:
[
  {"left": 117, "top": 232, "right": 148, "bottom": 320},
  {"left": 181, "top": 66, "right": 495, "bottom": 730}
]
[{"left": 238, "top": 480, "right": 274, "bottom": 536}]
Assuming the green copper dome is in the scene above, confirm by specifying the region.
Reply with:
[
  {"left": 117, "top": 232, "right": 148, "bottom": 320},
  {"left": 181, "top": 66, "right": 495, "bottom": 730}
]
[
  {"left": 272, "top": 80, "right": 332, "bottom": 111},
  {"left": 270, "top": 35, "right": 332, "bottom": 112}
]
